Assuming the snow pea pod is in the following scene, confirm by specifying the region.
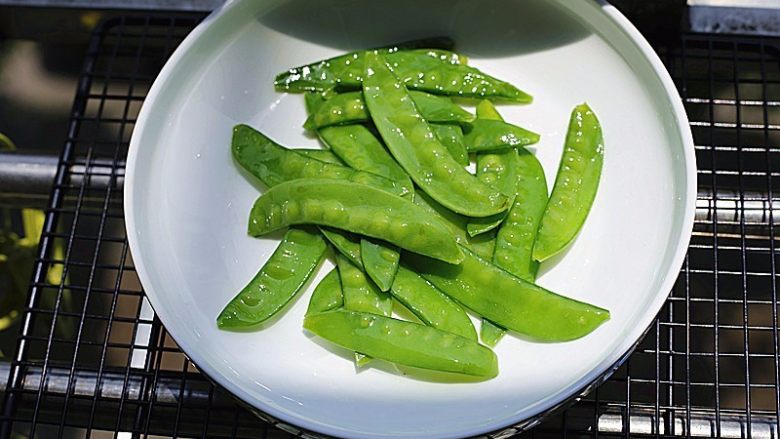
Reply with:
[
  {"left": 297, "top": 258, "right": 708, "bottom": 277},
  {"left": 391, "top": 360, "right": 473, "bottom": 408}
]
[
  {"left": 232, "top": 124, "right": 407, "bottom": 197},
  {"left": 412, "top": 191, "right": 495, "bottom": 259},
  {"left": 248, "top": 179, "right": 463, "bottom": 264},
  {"left": 391, "top": 265, "right": 476, "bottom": 341},
  {"left": 495, "top": 148, "right": 548, "bottom": 281},
  {"left": 467, "top": 100, "right": 518, "bottom": 236},
  {"left": 431, "top": 124, "right": 469, "bottom": 166},
  {"left": 318, "top": 124, "right": 413, "bottom": 197},
  {"left": 320, "top": 227, "right": 363, "bottom": 268},
  {"left": 406, "top": 245, "right": 610, "bottom": 341},
  {"left": 464, "top": 119, "right": 540, "bottom": 152},
  {"left": 533, "top": 103, "right": 604, "bottom": 262},
  {"left": 303, "top": 309, "right": 498, "bottom": 378},
  {"left": 337, "top": 254, "right": 390, "bottom": 367},
  {"left": 480, "top": 319, "right": 505, "bottom": 347},
  {"left": 360, "top": 239, "right": 399, "bottom": 292},
  {"left": 275, "top": 44, "right": 461, "bottom": 92},
  {"left": 311, "top": 104, "right": 406, "bottom": 292},
  {"left": 467, "top": 151, "right": 519, "bottom": 236},
  {"left": 295, "top": 149, "right": 345, "bottom": 165},
  {"left": 481, "top": 148, "right": 549, "bottom": 347},
  {"left": 363, "top": 52, "right": 509, "bottom": 218},
  {"left": 217, "top": 227, "right": 327, "bottom": 330},
  {"left": 276, "top": 46, "right": 529, "bottom": 103},
  {"left": 321, "top": 225, "right": 475, "bottom": 340},
  {"left": 305, "top": 91, "right": 474, "bottom": 130},
  {"left": 306, "top": 268, "right": 343, "bottom": 315},
  {"left": 304, "top": 91, "right": 328, "bottom": 114},
  {"left": 337, "top": 254, "right": 392, "bottom": 316}
]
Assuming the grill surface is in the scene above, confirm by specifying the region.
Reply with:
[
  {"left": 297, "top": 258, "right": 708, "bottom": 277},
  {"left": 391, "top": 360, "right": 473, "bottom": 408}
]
[{"left": 1, "top": 16, "right": 779, "bottom": 439}]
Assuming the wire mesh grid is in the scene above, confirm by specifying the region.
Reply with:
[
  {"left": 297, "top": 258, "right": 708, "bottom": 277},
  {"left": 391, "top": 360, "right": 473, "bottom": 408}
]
[{"left": 1, "top": 16, "right": 779, "bottom": 439}]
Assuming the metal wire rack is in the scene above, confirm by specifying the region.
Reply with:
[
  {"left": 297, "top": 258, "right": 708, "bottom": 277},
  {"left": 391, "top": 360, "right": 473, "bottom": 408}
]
[{"left": 1, "top": 15, "right": 779, "bottom": 439}]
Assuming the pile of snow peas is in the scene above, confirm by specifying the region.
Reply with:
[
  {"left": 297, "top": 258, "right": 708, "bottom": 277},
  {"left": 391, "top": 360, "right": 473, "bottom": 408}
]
[{"left": 217, "top": 38, "right": 608, "bottom": 380}]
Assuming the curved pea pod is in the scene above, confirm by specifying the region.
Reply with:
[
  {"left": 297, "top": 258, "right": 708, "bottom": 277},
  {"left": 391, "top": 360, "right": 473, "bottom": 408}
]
[
  {"left": 303, "top": 309, "right": 498, "bottom": 378},
  {"left": 472, "top": 100, "right": 526, "bottom": 345},
  {"left": 412, "top": 191, "right": 496, "bottom": 259},
  {"left": 431, "top": 124, "right": 469, "bottom": 166},
  {"left": 337, "top": 254, "right": 392, "bottom": 317},
  {"left": 406, "top": 245, "right": 610, "bottom": 341},
  {"left": 480, "top": 321, "right": 505, "bottom": 347},
  {"left": 217, "top": 227, "right": 327, "bottom": 330},
  {"left": 466, "top": 102, "right": 519, "bottom": 235},
  {"left": 481, "top": 148, "right": 549, "bottom": 347},
  {"left": 274, "top": 40, "right": 460, "bottom": 92},
  {"left": 495, "top": 149, "right": 548, "bottom": 281},
  {"left": 363, "top": 52, "right": 509, "bottom": 218},
  {"left": 304, "top": 91, "right": 328, "bottom": 114},
  {"left": 232, "top": 124, "right": 407, "bottom": 197},
  {"left": 387, "top": 51, "right": 531, "bottom": 102},
  {"left": 533, "top": 104, "right": 604, "bottom": 262},
  {"left": 318, "top": 125, "right": 414, "bottom": 197},
  {"left": 306, "top": 268, "right": 344, "bottom": 315},
  {"left": 320, "top": 228, "right": 399, "bottom": 299},
  {"left": 337, "top": 253, "right": 392, "bottom": 367},
  {"left": 391, "top": 266, "right": 476, "bottom": 341},
  {"left": 295, "top": 149, "right": 345, "bottom": 165},
  {"left": 407, "top": 91, "right": 475, "bottom": 126},
  {"left": 320, "top": 227, "right": 363, "bottom": 269},
  {"left": 464, "top": 119, "right": 540, "bottom": 152},
  {"left": 248, "top": 179, "right": 463, "bottom": 264},
  {"left": 360, "top": 239, "right": 399, "bottom": 292},
  {"left": 305, "top": 91, "right": 475, "bottom": 130},
  {"left": 467, "top": 150, "right": 520, "bottom": 236}
]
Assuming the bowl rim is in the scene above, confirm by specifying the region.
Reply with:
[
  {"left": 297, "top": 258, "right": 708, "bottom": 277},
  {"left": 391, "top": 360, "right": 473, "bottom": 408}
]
[{"left": 124, "top": 0, "right": 697, "bottom": 437}]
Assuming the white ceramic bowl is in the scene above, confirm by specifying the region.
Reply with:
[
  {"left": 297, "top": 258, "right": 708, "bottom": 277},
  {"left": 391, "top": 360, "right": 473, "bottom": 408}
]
[{"left": 125, "top": 1, "right": 696, "bottom": 437}]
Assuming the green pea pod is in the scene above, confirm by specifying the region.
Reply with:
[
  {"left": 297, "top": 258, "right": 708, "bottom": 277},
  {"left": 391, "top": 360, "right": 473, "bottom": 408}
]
[
  {"left": 306, "top": 268, "right": 344, "bottom": 315},
  {"left": 412, "top": 191, "right": 495, "bottom": 259},
  {"left": 471, "top": 100, "right": 534, "bottom": 345},
  {"left": 304, "top": 309, "right": 498, "bottom": 378},
  {"left": 406, "top": 91, "right": 475, "bottom": 126},
  {"left": 495, "top": 149, "right": 548, "bottom": 281},
  {"left": 337, "top": 254, "right": 392, "bottom": 316},
  {"left": 312, "top": 106, "right": 407, "bottom": 294},
  {"left": 481, "top": 149, "right": 549, "bottom": 347},
  {"left": 338, "top": 253, "right": 392, "bottom": 367},
  {"left": 467, "top": 229, "right": 497, "bottom": 260},
  {"left": 305, "top": 91, "right": 475, "bottom": 130},
  {"left": 276, "top": 46, "right": 529, "bottom": 103},
  {"left": 320, "top": 227, "right": 363, "bottom": 269},
  {"left": 295, "top": 148, "right": 345, "bottom": 165},
  {"left": 466, "top": 101, "right": 519, "bottom": 236},
  {"left": 467, "top": 151, "right": 519, "bottom": 236},
  {"left": 304, "top": 91, "right": 328, "bottom": 114},
  {"left": 413, "top": 48, "right": 468, "bottom": 66},
  {"left": 232, "top": 124, "right": 408, "bottom": 197},
  {"left": 533, "top": 103, "right": 604, "bottom": 262},
  {"left": 363, "top": 52, "right": 509, "bottom": 218},
  {"left": 322, "top": 226, "right": 475, "bottom": 340},
  {"left": 360, "top": 238, "right": 399, "bottom": 292},
  {"left": 406, "top": 245, "right": 610, "bottom": 341},
  {"left": 276, "top": 45, "right": 462, "bottom": 92},
  {"left": 248, "top": 179, "right": 464, "bottom": 264},
  {"left": 391, "top": 265, "right": 477, "bottom": 341},
  {"left": 480, "top": 321, "right": 505, "bottom": 347},
  {"left": 217, "top": 227, "right": 327, "bottom": 329},
  {"left": 431, "top": 124, "right": 469, "bottom": 166},
  {"left": 464, "top": 119, "right": 540, "bottom": 152},
  {"left": 318, "top": 125, "right": 413, "bottom": 197}
]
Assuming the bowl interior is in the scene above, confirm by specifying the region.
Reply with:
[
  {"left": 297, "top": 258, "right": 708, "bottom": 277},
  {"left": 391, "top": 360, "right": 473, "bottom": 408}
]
[{"left": 126, "top": 0, "right": 693, "bottom": 437}]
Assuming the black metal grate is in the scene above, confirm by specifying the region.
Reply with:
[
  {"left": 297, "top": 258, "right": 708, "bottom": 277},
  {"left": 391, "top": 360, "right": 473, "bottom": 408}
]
[{"left": 2, "top": 17, "right": 780, "bottom": 439}]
